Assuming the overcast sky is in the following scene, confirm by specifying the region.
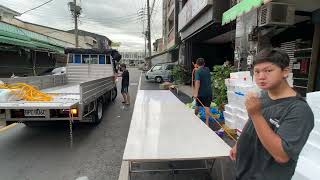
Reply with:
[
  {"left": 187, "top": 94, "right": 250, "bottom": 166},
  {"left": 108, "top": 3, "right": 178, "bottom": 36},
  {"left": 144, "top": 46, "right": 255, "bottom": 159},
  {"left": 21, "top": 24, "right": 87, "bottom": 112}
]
[{"left": 0, "top": 0, "right": 162, "bottom": 51}]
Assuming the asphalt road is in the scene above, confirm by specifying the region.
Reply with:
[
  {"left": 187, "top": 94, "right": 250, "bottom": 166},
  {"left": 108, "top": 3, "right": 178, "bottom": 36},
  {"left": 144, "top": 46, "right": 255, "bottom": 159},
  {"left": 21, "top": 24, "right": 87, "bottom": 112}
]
[
  {"left": 0, "top": 69, "right": 235, "bottom": 180},
  {"left": 0, "top": 68, "right": 141, "bottom": 180}
]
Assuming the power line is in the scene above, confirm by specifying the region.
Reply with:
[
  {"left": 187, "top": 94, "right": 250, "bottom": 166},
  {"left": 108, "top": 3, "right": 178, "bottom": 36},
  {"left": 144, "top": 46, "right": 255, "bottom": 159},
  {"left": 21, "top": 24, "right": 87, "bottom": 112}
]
[{"left": 21, "top": 0, "right": 54, "bottom": 15}]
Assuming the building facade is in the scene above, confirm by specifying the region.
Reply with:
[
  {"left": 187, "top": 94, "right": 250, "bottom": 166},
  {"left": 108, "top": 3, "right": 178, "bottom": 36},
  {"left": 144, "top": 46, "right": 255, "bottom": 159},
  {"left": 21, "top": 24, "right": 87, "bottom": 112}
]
[
  {"left": 222, "top": 0, "right": 320, "bottom": 95},
  {"left": 178, "top": 0, "right": 236, "bottom": 71},
  {"left": 120, "top": 51, "right": 145, "bottom": 66}
]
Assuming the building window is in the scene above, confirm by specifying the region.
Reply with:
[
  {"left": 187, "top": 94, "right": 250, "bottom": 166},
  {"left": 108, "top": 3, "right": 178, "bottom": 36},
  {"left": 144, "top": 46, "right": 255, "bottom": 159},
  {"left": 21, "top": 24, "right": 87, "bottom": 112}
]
[
  {"left": 90, "top": 55, "right": 98, "bottom": 64},
  {"left": 74, "top": 54, "right": 81, "bottom": 63},
  {"left": 68, "top": 54, "right": 74, "bottom": 63},
  {"left": 99, "top": 55, "right": 106, "bottom": 64}
]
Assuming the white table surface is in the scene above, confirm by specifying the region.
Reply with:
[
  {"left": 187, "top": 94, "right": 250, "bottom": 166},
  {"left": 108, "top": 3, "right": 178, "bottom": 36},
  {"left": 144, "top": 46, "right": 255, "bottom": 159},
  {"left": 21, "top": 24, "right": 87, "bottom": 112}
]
[{"left": 123, "top": 90, "right": 231, "bottom": 162}]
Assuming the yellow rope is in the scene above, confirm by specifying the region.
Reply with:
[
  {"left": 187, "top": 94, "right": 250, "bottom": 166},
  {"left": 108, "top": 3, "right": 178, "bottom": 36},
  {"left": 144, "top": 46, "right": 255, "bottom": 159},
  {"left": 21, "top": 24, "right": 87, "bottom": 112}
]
[{"left": 0, "top": 82, "right": 53, "bottom": 101}]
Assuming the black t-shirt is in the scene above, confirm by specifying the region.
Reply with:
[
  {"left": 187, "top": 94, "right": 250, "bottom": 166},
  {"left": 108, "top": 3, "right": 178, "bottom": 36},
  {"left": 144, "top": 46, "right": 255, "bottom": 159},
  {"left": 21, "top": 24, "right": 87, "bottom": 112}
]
[
  {"left": 236, "top": 91, "right": 314, "bottom": 180},
  {"left": 122, "top": 70, "right": 129, "bottom": 87}
]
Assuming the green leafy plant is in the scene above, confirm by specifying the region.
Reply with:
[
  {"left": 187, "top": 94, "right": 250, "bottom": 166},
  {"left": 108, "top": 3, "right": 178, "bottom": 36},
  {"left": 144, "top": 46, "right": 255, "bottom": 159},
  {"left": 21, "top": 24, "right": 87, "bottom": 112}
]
[
  {"left": 172, "top": 64, "right": 191, "bottom": 85},
  {"left": 211, "top": 65, "right": 234, "bottom": 111}
]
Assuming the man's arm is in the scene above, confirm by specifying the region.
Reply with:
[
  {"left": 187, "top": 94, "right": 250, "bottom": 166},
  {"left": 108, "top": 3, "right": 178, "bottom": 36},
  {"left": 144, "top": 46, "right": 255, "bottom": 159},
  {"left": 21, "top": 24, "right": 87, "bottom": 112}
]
[
  {"left": 246, "top": 93, "right": 289, "bottom": 163},
  {"left": 194, "top": 80, "right": 200, "bottom": 97},
  {"left": 250, "top": 113, "right": 289, "bottom": 163},
  {"left": 193, "top": 70, "right": 200, "bottom": 97}
]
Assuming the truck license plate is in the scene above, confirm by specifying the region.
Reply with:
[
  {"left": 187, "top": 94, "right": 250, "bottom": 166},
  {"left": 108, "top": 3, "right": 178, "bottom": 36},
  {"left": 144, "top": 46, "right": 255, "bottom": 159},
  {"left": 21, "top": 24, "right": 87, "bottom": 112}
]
[{"left": 24, "top": 109, "right": 46, "bottom": 117}]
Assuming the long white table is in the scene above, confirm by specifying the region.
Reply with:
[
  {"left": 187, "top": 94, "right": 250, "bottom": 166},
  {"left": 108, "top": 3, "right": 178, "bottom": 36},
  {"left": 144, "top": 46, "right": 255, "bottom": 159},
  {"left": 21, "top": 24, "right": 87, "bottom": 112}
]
[{"left": 122, "top": 90, "right": 230, "bottom": 179}]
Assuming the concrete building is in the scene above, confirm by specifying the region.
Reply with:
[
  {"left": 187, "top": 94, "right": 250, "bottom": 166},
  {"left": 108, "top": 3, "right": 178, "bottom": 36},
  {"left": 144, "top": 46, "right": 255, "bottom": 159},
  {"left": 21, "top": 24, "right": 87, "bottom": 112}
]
[
  {"left": 67, "top": 29, "right": 112, "bottom": 49},
  {"left": 221, "top": 0, "right": 320, "bottom": 95},
  {"left": 153, "top": 38, "right": 164, "bottom": 53},
  {"left": 120, "top": 51, "right": 145, "bottom": 66},
  {"left": 178, "top": 0, "right": 236, "bottom": 71}
]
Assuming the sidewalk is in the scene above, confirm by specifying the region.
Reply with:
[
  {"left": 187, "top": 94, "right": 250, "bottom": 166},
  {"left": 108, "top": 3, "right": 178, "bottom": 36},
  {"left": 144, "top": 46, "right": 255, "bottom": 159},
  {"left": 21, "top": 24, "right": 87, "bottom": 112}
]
[{"left": 177, "top": 84, "right": 193, "bottom": 98}]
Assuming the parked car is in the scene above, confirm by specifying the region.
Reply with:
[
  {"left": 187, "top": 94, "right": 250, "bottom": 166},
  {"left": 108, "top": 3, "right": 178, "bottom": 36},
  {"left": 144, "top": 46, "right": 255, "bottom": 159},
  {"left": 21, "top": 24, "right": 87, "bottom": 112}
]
[{"left": 145, "top": 63, "right": 175, "bottom": 83}]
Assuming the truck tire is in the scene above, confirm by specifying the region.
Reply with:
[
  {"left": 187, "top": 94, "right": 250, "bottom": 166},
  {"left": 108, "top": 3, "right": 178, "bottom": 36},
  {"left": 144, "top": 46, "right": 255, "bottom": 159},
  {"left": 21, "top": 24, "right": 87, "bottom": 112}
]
[{"left": 93, "top": 100, "right": 104, "bottom": 124}]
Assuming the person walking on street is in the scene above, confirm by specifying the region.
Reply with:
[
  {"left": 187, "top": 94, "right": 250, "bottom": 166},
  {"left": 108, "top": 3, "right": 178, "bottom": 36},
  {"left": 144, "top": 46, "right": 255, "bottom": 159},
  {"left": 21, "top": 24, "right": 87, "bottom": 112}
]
[
  {"left": 230, "top": 48, "right": 314, "bottom": 180},
  {"left": 120, "top": 64, "right": 130, "bottom": 105},
  {"left": 193, "top": 58, "right": 212, "bottom": 126}
]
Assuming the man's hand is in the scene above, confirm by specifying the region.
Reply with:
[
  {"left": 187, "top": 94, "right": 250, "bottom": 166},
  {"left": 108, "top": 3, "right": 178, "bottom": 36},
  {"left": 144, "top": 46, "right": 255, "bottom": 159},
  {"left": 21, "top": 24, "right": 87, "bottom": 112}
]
[
  {"left": 229, "top": 144, "right": 237, "bottom": 161},
  {"left": 245, "top": 92, "right": 262, "bottom": 118}
]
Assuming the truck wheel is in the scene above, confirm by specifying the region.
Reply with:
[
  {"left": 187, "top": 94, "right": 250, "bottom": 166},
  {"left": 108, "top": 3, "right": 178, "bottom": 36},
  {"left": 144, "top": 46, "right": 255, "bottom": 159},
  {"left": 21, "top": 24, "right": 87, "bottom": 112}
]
[
  {"left": 155, "top": 76, "right": 163, "bottom": 83},
  {"left": 111, "top": 87, "right": 117, "bottom": 101},
  {"left": 93, "top": 100, "right": 104, "bottom": 124}
]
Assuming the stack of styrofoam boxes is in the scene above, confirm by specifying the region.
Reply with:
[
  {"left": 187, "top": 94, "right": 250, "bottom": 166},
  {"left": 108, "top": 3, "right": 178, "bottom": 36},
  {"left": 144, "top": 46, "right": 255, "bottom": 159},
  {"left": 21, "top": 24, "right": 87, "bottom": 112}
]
[
  {"left": 224, "top": 71, "right": 254, "bottom": 135},
  {"left": 287, "top": 73, "right": 294, "bottom": 87},
  {"left": 292, "top": 91, "right": 320, "bottom": 180}
]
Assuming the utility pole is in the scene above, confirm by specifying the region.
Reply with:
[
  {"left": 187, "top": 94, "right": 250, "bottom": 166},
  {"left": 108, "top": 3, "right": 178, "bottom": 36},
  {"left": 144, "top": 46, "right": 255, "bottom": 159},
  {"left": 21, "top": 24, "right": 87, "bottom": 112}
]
[
  {"left": 74, "top": 0, "right": 78, "bottom": 47},
  {"left": 69, "top": 1, "right": 81, "bottom": 47},
  {"left": 147, "top": 0, "right": 152, "bottom": 57},
  {"left": 144, "top": 21, "right": 147, "bottom": 58},
  {"left": 138, "top": 8, "right": 147, "bottom": 58}
]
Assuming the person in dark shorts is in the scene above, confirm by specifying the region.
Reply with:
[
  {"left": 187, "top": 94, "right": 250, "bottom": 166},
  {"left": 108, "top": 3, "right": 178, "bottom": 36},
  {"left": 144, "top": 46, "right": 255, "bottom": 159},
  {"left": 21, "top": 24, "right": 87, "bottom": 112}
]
[
  {"left": 193, "top": 58, "right": 212, "bottom": 126},
  {"left": 120, "top": 64, "right": 130, "bottom": 105},
  {"left": 230, "top": 48, "right": 314, "bottom": 180}
]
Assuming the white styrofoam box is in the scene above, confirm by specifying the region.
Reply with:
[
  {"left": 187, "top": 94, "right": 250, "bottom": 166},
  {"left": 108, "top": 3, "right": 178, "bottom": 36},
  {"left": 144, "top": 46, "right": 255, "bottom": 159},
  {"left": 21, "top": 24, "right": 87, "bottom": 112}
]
[
  {"left": 227, "top": 91, "right": 237, "bottom": 105},
  {"left": 314, "top": 119, "right": 320, "bottom": 134},
  {"left": 300, "top": 142, "right": 320, "bottom": 165},
  {"left": 311, "top": 107, "right": 320, "bottom": 119},
  {"left": 293, "top": 156, "right": 320, "bottom": 180},
  {"left": 234, "top": 93, "right": 246, "bottom": 108},
  {"left": 236, "top": 115, "right": 248, "bottom": 131},
  {"left": 308, "top": 131, "right": 320, "bottom": 146},
  {"left": 225, "top": 118, "right": 236, "bottom": 129},
  {"left": 307, "top": 92, "right": 320, "bottom": 104},
  {"left": 230, "top": 71, "right": 252, "bottom": 81},
  {"left": 234, "top": 107, "right": 249, "bottom": 119},
  {"left": 224, "top": 111, "right": 236, "bottom": 129},
  {"left": 224, "top": 104, "right": 236, "bottom": 114},
  {"left": 223, "top": 111, "right": 233, "bottom": 121}
]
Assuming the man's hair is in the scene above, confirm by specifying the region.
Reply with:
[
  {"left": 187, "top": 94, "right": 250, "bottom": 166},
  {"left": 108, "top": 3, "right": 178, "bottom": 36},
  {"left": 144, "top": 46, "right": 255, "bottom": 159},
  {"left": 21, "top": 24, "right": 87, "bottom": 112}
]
[
  {"left": 120, "top": 63, "right": 126, "bottom": 68},
  {"left": 253, "top": 48, "right": 290, "bottom": 69},
  {"left": 196, "top": 58, "right": 205, "bottom": 66}
]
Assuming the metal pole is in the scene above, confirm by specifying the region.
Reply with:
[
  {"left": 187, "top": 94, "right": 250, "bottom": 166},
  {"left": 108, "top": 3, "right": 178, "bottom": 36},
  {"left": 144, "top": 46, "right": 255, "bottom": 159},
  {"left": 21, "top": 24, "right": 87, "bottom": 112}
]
[
  {"left": 147, "top": 0, "right": 152, "bottom": 57},
  {"left": 74, "top": 0, "right": 79, "bottom": 47},
  {"left": 144, "top": 20, "right": 147, "bottom": 58}
]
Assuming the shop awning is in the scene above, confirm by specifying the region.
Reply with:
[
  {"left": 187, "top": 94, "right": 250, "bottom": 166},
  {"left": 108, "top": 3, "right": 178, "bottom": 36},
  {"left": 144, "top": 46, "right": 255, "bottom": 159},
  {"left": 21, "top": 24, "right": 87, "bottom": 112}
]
[
  {"left": 0, "top": 35, "right": 36, "bottom": 49},
  {"left": 222, "top": 0, "right": 272, "bottom": 25},
  {"left": 0, "top": 21, "right": 67, "bottom": 53}
]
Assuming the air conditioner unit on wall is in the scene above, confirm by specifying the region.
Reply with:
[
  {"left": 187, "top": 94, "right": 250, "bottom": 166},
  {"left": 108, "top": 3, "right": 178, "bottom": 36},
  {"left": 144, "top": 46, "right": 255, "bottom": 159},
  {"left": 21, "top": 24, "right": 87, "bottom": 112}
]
[{"left": 259, "top": 2, "right": 295, "bottom": 27}]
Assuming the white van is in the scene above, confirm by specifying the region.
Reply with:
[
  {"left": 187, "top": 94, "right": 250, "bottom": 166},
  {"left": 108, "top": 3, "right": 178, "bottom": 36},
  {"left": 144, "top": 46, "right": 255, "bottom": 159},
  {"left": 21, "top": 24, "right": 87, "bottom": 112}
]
[{"left": 145, "top": 63, "right": 175, "bottom": 83}]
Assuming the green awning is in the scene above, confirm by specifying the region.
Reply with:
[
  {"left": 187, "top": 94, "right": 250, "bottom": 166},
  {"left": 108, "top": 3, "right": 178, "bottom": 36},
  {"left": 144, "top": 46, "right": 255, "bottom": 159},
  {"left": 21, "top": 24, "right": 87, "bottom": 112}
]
[
  {"left": 0, "top": 21, "right": 68, "bottom": 53},
  {"left": 222, "top": 0, "right": 270, "bottom": 25},
  {"left": 0, "top": 35, "right": 36, "bottom": 49}
]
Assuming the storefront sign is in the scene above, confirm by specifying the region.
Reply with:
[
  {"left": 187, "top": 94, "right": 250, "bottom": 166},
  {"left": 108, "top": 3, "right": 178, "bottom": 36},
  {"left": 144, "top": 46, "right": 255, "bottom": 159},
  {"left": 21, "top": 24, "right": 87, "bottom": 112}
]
[
  {"left": 222, "top": 0, "right": 272, "bottom": 25},
  {"left": 178, "top": 0, "right": 213, "bottom": 31}
]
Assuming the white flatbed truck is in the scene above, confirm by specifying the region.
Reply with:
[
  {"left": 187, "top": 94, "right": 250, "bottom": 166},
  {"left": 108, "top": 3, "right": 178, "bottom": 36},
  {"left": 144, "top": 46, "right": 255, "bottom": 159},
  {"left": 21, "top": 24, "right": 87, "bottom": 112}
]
[{"left": 0, "top": 48, "right": 121, "bottom": 126}]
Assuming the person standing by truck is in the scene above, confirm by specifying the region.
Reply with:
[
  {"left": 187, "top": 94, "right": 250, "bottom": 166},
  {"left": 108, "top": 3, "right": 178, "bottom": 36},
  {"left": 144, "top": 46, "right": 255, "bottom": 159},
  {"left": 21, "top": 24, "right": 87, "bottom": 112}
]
[{"left": 120, "top": 64, "right": 130, "bottom": 105}]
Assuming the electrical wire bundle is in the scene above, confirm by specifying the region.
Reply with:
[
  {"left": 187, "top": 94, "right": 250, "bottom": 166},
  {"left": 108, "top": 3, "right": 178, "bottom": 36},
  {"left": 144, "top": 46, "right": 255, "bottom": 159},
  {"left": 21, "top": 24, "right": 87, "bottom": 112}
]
[{"left": 0, "top": 83, "right": 53, "bottom": 101}]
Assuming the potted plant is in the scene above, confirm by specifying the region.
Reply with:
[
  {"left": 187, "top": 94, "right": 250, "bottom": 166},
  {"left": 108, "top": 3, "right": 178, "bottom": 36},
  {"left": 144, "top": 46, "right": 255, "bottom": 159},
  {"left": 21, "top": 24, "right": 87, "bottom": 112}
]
[{"left": 211, "top": 65, "right": 234, "bottom": 111}]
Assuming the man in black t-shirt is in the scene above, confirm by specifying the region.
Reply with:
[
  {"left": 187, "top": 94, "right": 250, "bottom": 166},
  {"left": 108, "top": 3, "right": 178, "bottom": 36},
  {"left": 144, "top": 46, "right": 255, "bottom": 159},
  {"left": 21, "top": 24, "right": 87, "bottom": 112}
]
[
  {"left": 120, "top": 64, "right": 130, "bottom": 105},
  {"left": 230, "top": 48, "right": 314, "bottom": 180}
]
